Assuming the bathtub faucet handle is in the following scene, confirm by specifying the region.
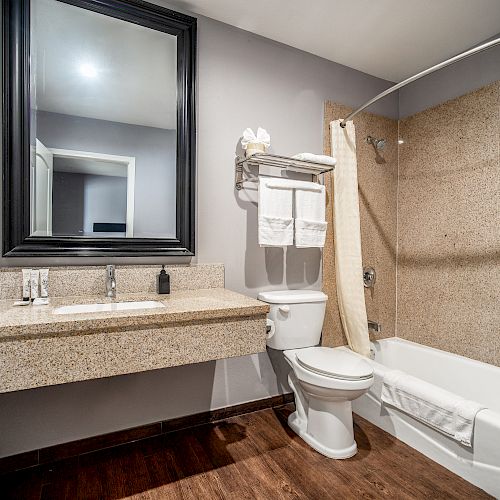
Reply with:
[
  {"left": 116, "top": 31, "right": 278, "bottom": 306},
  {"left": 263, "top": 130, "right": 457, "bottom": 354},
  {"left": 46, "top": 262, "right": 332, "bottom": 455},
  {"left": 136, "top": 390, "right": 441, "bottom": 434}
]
[{"left": 363, "top": 267, "right": 376, "bottom": 288}]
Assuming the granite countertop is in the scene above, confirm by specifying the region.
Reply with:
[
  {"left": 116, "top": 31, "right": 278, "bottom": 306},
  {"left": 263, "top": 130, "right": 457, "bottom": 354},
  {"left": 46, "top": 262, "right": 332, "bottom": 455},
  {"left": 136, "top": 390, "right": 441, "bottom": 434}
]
[{"left": 0, "top": 288, "right": 269, "bottom": 341}]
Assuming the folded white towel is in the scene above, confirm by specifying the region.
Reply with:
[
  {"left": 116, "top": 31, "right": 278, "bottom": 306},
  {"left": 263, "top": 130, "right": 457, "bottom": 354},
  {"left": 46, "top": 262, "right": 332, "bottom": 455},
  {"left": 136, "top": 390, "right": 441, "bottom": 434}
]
[
  {"left": 241, "top": 127, "right": 271, "bottom": 149},
  {"left": 292, "top": 153, "right": 336, "bottom": 166},
  {"left": 266, "top": 178, "right": 322, "bottom": 192},
  {"left": 294, "top": 184, "right": 327, "bottom": 248},
  {"left": 381, "top": 369, "right": 486, "bottom": 447},
  {"left": 258, "top": 216, "right": 294, "bottom": 247},
  {"left": 258, "top": 177, "right": 294, "bottom": 247},
  {"left": 295, "top": 219, "right": 327, "bottom": 247}
]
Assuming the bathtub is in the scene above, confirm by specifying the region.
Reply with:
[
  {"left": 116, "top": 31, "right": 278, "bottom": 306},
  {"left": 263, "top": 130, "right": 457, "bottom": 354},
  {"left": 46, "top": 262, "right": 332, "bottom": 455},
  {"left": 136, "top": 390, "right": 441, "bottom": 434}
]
[{"left": 342, "top": 338, "right": 500, "bottom": 497}]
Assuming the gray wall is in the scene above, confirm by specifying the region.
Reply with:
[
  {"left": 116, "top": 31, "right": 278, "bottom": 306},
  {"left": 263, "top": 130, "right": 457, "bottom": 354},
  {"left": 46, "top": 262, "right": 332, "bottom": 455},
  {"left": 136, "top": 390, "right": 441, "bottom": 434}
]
[
  {"left": 194, "top": 15, "right": 397, "bottom": 297},
  {"left": 0, "top": 10, "right": 398, "bottom": 456},
  {"left": 37, "top": 111, "right": 177, "bottom": 238},
  {"left": 399, "top": 35, "right": 500, "bottom": 117}
]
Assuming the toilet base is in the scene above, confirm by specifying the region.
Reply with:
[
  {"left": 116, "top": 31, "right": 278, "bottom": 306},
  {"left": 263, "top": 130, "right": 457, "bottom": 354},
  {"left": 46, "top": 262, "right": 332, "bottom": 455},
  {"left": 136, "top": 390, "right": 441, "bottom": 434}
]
[{"left": 288, "top": 411, "right": 358, "bottom": 459}]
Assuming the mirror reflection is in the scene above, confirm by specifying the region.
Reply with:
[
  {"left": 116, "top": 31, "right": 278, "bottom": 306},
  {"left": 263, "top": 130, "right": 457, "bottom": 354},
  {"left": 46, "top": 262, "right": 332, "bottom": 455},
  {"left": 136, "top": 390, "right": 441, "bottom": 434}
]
[{"left": 30, "top": 0, "right": 178, "bottom": 239}]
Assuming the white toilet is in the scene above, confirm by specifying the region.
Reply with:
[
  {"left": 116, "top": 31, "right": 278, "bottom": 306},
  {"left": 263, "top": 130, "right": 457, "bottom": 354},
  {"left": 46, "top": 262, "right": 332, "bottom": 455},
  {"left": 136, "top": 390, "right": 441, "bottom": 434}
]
[{"left": 258, "top": 290, "right": 373, "bottom": 459}]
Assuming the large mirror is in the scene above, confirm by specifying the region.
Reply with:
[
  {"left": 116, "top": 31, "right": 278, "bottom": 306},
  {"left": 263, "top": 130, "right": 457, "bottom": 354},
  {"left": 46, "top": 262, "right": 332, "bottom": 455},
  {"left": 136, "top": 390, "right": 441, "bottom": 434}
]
[{"left": 2, "top": 0, "right": 196, "bottom": 256}]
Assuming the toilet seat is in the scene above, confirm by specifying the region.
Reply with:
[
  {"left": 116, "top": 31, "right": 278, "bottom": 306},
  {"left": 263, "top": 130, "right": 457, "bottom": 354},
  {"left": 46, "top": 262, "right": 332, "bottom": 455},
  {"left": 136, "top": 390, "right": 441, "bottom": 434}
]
[{"left": 295, "top": 347, "right": 373, "bottom": 381}]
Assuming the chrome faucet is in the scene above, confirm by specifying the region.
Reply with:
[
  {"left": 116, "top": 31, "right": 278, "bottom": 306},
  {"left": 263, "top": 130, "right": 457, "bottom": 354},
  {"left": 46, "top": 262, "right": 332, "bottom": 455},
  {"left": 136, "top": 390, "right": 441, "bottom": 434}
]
[
  {"left": 368, "top": 320, "right": 381, "bottom": 333},
  {"left": 105, "top": 265, "right": 116, "bottom": 298}
]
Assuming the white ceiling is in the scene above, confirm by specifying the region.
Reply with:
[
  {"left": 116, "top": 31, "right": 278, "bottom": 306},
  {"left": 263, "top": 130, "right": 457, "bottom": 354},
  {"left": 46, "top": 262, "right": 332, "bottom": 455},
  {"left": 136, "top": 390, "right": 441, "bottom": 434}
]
[
  {"left": 168, "top": 0, "right": 500, "bottom": 82},
  {"left": 33, "top": 0, "right": 177, "bottom": 129}
]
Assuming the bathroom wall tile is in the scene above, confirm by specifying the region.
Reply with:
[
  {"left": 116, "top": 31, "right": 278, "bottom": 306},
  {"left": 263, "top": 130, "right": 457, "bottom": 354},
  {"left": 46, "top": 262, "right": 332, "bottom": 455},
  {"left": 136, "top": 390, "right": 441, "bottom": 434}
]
[
  {"left": 397, "top": 81, "right": 500, "bottom": 366},
  {"left": 0, "top": 271, "right": 22, "bottom": 302},
  {"left": 0, "top": 264, "right": 224, "bottom": 299},
  {"left": 115, "top": 264, "right": 225, "bottom": 294},
  {"left": 322, "top": 103, "right": 398, "bottom": 347},
  {"left": 493, "top": 332, "right": 500, "bottom": 368},
  {"left": 397, "top": 263, "right": 497, "bottom": 361}
]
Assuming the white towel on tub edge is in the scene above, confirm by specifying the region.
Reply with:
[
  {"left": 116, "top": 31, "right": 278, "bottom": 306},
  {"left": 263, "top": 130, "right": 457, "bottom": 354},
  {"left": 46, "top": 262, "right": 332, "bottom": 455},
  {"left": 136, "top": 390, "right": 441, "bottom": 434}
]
[{"left": 381, "top": 369, "right": 486, "bottom": 447}]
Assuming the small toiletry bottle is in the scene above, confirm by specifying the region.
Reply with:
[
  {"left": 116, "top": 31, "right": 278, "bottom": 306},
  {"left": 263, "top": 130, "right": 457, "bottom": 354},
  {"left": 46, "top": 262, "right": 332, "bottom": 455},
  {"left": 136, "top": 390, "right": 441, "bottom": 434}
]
[
  {"left": 30, "top": 269, "right": 40, "bottom": 301},
  {"left": 40, "top": 269, "right": 49, "bottom": 299},
  {"left": 157, "top": 265, "right": 170, "bottom": 294},
  {"left": 22, "top": 269, "right": 32, "bottom": 301}
]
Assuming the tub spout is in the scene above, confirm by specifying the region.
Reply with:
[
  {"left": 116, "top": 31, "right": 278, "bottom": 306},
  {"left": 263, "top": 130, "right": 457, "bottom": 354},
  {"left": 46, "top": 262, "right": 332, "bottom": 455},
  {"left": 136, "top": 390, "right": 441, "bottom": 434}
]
[{"left": 368, "top": 320, "right": 381, "bottom": 333}]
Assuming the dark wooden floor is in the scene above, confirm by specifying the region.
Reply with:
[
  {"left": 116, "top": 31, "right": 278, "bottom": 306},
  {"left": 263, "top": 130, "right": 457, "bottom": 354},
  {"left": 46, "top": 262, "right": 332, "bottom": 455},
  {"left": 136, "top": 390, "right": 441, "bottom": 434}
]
[{"left": 0, "top": 404, "right": 490, "bottom": 499}]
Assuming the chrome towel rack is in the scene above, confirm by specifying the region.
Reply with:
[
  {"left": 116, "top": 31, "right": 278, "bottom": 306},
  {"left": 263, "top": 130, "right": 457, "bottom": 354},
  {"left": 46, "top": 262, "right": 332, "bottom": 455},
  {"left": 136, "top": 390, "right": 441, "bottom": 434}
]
[{"left": 235, "top": 153, "right": 335, "bottom": 190}]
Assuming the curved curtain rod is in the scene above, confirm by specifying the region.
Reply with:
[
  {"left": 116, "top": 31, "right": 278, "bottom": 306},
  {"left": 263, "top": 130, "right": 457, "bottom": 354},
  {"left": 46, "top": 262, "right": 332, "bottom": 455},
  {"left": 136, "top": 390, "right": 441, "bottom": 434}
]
[{"left": 339, "top": 37, "right": 500, "bottom": 127}]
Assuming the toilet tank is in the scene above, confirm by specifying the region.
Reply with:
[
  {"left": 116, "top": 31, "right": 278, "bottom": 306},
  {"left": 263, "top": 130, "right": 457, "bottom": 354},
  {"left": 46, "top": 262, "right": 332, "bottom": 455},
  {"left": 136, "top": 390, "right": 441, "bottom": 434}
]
[{"left": 257, "top": 290, "right": 328, "bottom": 351}]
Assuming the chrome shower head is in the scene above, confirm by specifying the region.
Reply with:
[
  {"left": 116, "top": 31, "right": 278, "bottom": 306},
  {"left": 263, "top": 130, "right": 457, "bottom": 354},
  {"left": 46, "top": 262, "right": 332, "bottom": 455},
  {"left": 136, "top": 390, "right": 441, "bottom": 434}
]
[{"left": 366, "top": 135, "right": 386, "bottom": 150}]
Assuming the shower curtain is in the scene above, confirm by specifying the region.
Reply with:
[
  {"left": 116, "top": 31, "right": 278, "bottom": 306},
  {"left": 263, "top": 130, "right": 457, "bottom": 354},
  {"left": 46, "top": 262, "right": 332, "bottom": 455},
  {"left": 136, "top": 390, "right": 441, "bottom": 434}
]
[{"left": 329, "top": 119, "right": 370, "bottom": 357}]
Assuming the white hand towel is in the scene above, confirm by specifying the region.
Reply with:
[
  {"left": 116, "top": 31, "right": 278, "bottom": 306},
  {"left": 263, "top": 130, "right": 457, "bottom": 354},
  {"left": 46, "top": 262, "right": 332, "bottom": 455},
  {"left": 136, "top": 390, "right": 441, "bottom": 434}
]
[
  {"left": 330, "top": 119, "right": 370, "bottom": 357},
  {"left": 292, "top": 153, "right": 336, "bottom": 166},
  {"left": 381, "top": 369, "right": 485, "bottom": 447},
  {"left": 258, "top": 177, "right": 294, "bottom": 247},
  {"left": 294, "top": 184, "right": 327, "bottom": 248}
]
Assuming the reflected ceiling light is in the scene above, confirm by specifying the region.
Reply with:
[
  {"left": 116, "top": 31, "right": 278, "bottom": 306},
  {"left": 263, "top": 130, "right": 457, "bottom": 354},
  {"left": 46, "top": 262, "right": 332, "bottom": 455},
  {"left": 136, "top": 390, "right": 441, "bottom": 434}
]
[
  {"left": 398, "top": 139, "right": 405, "bottom": 144},
  {"left": 79, "top": 63, "right": 97, "bottom": 78}
]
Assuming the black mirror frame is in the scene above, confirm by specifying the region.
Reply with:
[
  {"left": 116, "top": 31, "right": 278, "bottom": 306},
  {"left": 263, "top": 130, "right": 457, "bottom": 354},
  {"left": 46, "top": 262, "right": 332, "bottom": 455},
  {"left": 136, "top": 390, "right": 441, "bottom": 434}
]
[{"left": 2, "top": 0, "right": 196, "bottom": 257}]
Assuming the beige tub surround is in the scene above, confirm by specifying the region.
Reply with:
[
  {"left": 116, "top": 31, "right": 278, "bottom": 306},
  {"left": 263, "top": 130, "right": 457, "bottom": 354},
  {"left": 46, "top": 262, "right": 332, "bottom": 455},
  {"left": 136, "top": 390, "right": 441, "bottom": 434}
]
[
  {"left": 397, "top": 81, "right": 500, "bottom": 366},
  {"left": 0, "top": 288, "right": 269, "bottom": 393},
  {"left": 322, "top": 102, "right": 398, "bottom": 348}
]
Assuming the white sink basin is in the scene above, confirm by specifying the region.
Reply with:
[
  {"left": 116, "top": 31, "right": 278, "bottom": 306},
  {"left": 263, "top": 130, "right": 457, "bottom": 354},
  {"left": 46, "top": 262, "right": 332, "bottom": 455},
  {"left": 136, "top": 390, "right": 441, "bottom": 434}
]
[{"left": 53, "top": 300, "right": 165, "bottom": 315}]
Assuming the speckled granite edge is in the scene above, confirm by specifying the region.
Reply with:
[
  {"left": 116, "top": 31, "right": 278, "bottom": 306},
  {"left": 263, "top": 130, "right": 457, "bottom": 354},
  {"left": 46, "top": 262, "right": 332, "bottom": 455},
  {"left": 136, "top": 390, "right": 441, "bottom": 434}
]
[
  {"left": 0, "top": 288, "right": 269, "bottom": 341},
  {"left": 0, "top": 316, "right": 267, "bottom": 393}
]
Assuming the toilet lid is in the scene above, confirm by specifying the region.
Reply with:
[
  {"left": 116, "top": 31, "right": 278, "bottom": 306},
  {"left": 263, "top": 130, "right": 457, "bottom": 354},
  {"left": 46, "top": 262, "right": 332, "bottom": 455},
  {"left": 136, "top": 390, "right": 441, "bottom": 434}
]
[{"left": 296, "top": 347, "right": 373, "bottom": 380}]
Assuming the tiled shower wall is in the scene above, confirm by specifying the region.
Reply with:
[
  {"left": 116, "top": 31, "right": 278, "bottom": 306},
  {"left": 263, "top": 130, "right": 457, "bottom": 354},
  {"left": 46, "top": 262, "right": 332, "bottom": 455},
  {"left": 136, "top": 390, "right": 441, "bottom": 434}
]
[
  {"left": 397, "top": 81, "right": 500, "bottom": 366},
  {"left": 322, "top": 81, "right": 499, "bottom": 366}
]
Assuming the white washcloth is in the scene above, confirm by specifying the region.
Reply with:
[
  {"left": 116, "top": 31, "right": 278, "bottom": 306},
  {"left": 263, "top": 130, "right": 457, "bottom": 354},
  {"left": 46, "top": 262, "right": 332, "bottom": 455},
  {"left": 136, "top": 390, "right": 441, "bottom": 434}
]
[
  {"left": 258, "top": 177, "right": 294, "bottom": 247},
  {"left": 293, "top": 153, "right": 336, "bottom": 166},
  {"left": 330, "top": 119, "right": 370, "bottom": 357},
  {"left": 294, "top": 185, "right": 327, "bottom": 248},
  {"left": 381, "top": 369, "right": 486, "bottom": 447}
]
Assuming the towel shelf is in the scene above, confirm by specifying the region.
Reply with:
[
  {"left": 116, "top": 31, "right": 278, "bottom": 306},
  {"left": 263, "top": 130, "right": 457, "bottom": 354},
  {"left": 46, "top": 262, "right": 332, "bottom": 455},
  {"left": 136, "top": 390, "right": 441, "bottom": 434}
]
[{"left": 235, "top": 153, "right": 335, "bottom": 190}]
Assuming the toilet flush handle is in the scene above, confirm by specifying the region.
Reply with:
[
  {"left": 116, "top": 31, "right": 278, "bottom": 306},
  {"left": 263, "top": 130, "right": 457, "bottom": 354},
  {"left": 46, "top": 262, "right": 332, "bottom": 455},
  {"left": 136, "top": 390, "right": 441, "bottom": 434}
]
[
  {"left": 266, "top": 319, "right": 275, "bottom": 340},
  {"left": 279, "top": 305, "right": 290, "bottom": 314}
]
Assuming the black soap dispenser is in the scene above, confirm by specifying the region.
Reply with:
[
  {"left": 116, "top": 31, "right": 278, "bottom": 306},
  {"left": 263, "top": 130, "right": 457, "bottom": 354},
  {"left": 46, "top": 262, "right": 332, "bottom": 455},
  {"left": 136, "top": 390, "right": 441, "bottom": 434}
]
[{"left": 157, "top": 265, "right": 170, "bottom": 294}]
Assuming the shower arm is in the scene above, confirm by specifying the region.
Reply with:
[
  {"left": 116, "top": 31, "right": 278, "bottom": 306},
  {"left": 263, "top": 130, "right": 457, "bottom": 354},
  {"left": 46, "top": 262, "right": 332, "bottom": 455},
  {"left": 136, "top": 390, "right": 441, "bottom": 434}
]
[{"left": 339, "top": 36, "right": 500, "bottom": 128}]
